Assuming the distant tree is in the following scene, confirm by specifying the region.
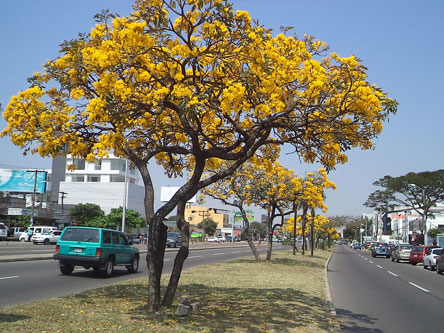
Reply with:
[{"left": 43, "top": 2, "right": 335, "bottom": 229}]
[
  {"left": 250, "top": 222, "right": 266, "bottom": 238},
  {"left": 197, "top": 218, "right": 217, "bottom": 236},
  {"left": 107, "top": 207, "right": 146, "bottom": 230},
  {"left": 366, "top": 170, "right": 444, "bottom": 236},
  {"left": 427, "top": 227, "right": 443, "bottom": 240},
  {"left": 69, "top": 203, "right": 104, "bottom": 225}
]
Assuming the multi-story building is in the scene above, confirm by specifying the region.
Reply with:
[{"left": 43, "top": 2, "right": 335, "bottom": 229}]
[
  {"left": 184, "top": 203, "right": 229, "bottom": 229},
  {"left": 58, "top": 154, "right": 146, "bottom": 218}
]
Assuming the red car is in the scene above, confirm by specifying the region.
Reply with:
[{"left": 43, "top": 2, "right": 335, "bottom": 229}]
[{"left": 409, "top": 245, "right": 439, "bottom": 265}]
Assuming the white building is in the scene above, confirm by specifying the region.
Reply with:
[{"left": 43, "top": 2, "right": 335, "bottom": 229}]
[{"left": 58, "top": 155, "right": 146, "bottom": 217}]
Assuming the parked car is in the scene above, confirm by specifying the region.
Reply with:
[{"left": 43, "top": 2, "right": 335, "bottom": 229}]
[
  {"left": 167, "top": 232, "right": 181, "bottom": 248},
  {"left": 423, "top": 248, "right": 443, "bottom": 271},
  {"left": 217, "top": 236, "right": 226, "bottom": 242},
  {"left": 31, "top": 230, "right": 62, "bottom": 245},
  {"left": 208, "top": 236, "right": 219, "bottom": 242},
  {"left": 19, "top": 226, "right": 59, "bottom": 242},
  {"left": 409, "top": 245, "right": 439, "bottom": 265},
  {"left": 353, "top": 243, "right": 362, "bottom": 250},
  {"left": 371, "top": 244, "right": 391, "bottom": 258},
  {"left": 53, "top": 226, "right": 139, "bottom": 277},
  {"left": 391, "top": 243, "right": 412, "bottom": 262},
  {"left": 0, "top": 223, "right": 7, "bottom": 240}
]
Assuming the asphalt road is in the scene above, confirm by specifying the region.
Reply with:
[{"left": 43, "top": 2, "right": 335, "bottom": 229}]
[
  {"left": 0, "top": 244, "right": 275, "bottom": 309},
  {"left": 328, "top": 245, "right": 444, "bottom": 332}
]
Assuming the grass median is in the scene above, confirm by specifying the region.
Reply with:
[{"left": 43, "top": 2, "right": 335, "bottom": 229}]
[{"left": 0, "top": 248, "right": 338, "bottom": 332}]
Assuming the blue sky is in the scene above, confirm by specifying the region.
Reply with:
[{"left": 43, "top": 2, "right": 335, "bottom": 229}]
[{"left": 1, "top": 1, "right": 443, "bottom": 217}]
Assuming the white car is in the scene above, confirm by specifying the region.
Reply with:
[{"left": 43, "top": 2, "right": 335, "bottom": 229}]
[
  {"left": 208, "top": 236, "right": 219, "bottom": 242},
  {"left": 31, "top": 230, "right": 62, "bottom": 245},
  {"left": 423, "top": 248, "right": 443, "bottom": 270},
  {"left": 0, "top": 223, "right": 7, "bottom": 240}
]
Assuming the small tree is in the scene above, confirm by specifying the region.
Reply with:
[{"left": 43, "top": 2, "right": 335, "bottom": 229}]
[
  {"left": 198, "top": 218, "right": 217, "bottom": 236},
  {"left": 107, "top": 207, "right": 146, "bottom": 230},
  {"left": 69, "top": 203, "right": 105, "bottom": 225}
]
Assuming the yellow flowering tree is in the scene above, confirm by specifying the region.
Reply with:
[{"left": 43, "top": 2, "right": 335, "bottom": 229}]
[{"left": 1, "top": 0, "right": 396, "bottom": 312}]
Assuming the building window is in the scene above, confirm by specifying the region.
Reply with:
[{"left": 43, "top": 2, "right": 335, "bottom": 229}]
[
  {"left": 111, "top": 159, "right": 125, "bottom": 171},
  {"left": 110, "top": 175, "right": 125, "bottom": 182},
  {"left": 94, "top": 160, "right": 102, "bottom": 170},
  {"left": 73, "top": 159, "right": 85, "bottom": 170},
  {"left": 72, "top": 175, "right": 85, "bottom": 182},
  {"left": 87, "top": 175, "right": 101, "bottom": 182}
]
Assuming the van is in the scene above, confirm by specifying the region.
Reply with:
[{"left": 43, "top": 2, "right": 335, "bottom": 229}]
[
  {"left": 0, "top": 223, "right": 7, "bottom": 240},
  {"left": 19, "top": 226, "right": 59, "bottom": 242},
  {"left": 7, "top": 227, "right": 27, "bottom": 240}
]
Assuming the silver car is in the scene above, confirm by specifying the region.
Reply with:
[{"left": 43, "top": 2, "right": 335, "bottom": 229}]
[
  {"left": 423, "top": 248, "right": 443, "bottom": 270},
  {"left": 391, "top": 243, "right": 412, "bottom": 262}
]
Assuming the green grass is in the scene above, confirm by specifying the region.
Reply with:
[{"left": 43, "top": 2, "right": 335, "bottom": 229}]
[{"left": 0, "top": 249, "right": 338, "bottom": 332}]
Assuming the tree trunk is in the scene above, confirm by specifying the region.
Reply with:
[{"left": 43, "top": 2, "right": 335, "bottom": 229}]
[
  {"left": 239, "top": 206, "right": 260, "bottom": 261},
  {"left": 310, "top": 209, "right": 315, "bottom": 257},
  {"left": 300, "top": 205, "right": 308, "bottom": 256},
  {"left": 293, "top": 203, "right": 298, "bottom": 255},
  {"left": 163, "top": 200, "right": 189, "bottom": 306},
  {"left": 146, "top": 215, "right": 167, "bottom": 312}
]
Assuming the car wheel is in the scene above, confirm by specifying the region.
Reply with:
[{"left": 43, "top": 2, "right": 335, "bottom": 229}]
[
  {"left": 391, "top": 256, "right": 394, "bottom": 262},
  {"left": 43, "top": 238, "right": 50, "bottom": 245},
  {"left": 411, "top": 262, "right": 417, "bottom": 266},
  {"left": 386, "top": 255, "right": 390, "bottom": 258},
  {"left": 20, "top": 238, "right": 26, "bottom": 242},
  {"left": 127, "top": 255, "right": 139, "bottom": 274},
  {"left": 396, "top": 257, "right": 400, "bottom": 263},
  {"left": 372, "top": 253, "right": 376, "bottom": 258},
  {"left": 437, "top": 263, "right": 442, "bottom": 274},
  {"left": 173, "top": 242, "right": 177, "bottom": 248},
  {"left": 102, "top": 257, "right": 114, "bottom": 278},
  {"left": 59, "top": 262, "right": 74, "bottom": 275},
  {"left": 431, "top": 265, "right": 436, "bottom": 271}
]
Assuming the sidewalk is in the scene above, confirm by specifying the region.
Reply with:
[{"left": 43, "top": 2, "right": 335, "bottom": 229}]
[{"left": 0, "top": 241, "right": 252, "bottom": 263}]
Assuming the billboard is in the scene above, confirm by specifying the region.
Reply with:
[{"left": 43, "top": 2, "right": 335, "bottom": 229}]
[
  {"left": 160, "top": 186, "right": 197, "bottom": 203},
  {"left": 0, "top": 169, "right": 47, "bottom": 193}
]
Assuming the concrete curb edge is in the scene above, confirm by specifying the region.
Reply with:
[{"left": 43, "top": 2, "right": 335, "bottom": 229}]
[{"left": 325, "top": 248, "right": 342, "bottom": 332}]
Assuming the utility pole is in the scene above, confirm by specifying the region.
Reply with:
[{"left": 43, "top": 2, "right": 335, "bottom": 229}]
[
  {"left": 26, "top": 169, "right": 46, "bottom": 227},
  {"left": 59, "top": 192, "right": 67, "bottom": 215}
]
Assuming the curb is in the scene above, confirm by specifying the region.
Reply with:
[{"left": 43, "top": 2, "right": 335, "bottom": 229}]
[{"left": 325, "top": 248, "right": 342, "bottom": 332}]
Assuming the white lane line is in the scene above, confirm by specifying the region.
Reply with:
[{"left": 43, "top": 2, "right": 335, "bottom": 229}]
[
  {"left": 31, "top": 250, "right": 54, "bottom": 252},
  {"left": 213, "top": 253, "right": 225, "bottom": 256},
  {"left": 364, "top": 258, "right": 368, "bottom": 261},
  {"left": 409, "top": 282, "right": 430, "bottom": 293},
  {"left": 188, "top": 256, "right": 203, "bottom": 259},
  {"left": 377, "top": 265, "right": 383, "bottom": 269},
  {"left": 369, "top": 261, "right": 374, "bottom": 264},
  {"left": 164, "top": 258, "right": 171, "bottom": 261},
  {"left": 232, "top": 251, "right": 240, "bottom": 253},
  {"left": 0, "top": 276, "right": 19, "bottom": 280},
  {"left": 387, "top": 271, "right": 398, "bottom": 277}
]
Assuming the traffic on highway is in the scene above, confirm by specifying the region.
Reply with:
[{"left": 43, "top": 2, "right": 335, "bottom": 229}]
[{"left": 329, "top": 243, "right": 444, "bottom": 332}]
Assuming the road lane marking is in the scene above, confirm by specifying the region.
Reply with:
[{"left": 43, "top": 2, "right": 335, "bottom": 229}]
[
  {"left": 164, "top": 258, "right": 171, "bottom": 261},
  {"left": 232, "top": 251, "right": 240, "bottom": 253},
  {"left": 409, "top": 282, "right": 430, "bottom": 293},
  {"left": 0, "top": 276, "right": 19, "bottom": 280},
  {"left": 364, "top": 258, "right": 368, "bottom": 261},
  {"left": 213, "top": 253, "right": 225, "bottom": 256},
  {"left": 377, "top": 265, "right": 383, "bottom": 269},
  {"left": 387, "top": 271, "right": 398, "bottom": 277},
  {"left": 188, "top": 256, "right": 203, "bottom": 259},
  {"left": 369, "top": 261, "right": 374, "bottom": 264}
]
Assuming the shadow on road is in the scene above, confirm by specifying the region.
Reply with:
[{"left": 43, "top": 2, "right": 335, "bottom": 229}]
[{"left": 336, "top": 307, "right": 383, "bottom": 333}]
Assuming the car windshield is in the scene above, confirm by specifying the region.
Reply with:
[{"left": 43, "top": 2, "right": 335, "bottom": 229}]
[
  {"left": 401, "top": 246, "right": 411, "bottom": 250},
  {"left": 60, "top": 228, "right": 100, "bottom": 243},
  {"left": 411, "top": 247, "right": 423, "bottom": 252}
]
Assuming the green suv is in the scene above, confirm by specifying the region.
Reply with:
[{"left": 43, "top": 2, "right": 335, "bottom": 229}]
[{"left": 54, "top": 226, "right": 139, "bottom": 277}]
